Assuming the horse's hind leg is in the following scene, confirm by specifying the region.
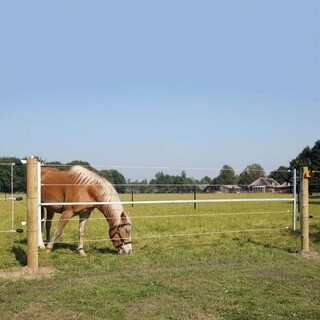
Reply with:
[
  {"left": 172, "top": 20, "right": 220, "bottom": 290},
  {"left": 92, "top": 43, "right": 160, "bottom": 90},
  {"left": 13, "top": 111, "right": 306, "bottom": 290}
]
[
  {"left": 46, "top": 209, "right": 74, "bottom": 252},
  {"left": 45, "top": 209, "right": 55, "bottom": 244},
  {"left": 41, "top": 207, "right": 45, "bottom": 233},
  {"left": 77, "top": 210, "right": 92, "bottom": 257},
  {"left": 38, "top": 207, "right": 46, "bottom": 249}
]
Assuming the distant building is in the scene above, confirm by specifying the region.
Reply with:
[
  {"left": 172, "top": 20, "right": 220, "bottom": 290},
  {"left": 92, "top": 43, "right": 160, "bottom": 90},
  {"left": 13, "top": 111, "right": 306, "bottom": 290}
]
[
  {"left": 199, "top": 184, "right": 215, "bottom": 193},
  {"left": 249, "top": 177, "right": 280, "bottom": 193},
  {"left": 277, "top": 182, "right": 292, "bottom": 193},
  {"left": 199, "top": 184, "right": 241, "bottom": 193},
  {"left": 218, "top": 185, "right": 242, "bottom": 193}
]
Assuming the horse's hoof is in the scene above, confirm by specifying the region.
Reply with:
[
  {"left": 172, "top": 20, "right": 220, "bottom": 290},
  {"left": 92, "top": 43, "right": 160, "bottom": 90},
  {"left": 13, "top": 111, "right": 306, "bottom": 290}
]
[{"left": 77, "top": 248, "right": 87, "bottom": 257}]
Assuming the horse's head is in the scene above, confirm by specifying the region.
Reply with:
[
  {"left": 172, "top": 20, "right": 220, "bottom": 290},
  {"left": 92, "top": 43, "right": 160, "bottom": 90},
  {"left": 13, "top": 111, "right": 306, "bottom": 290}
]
[{"left": 109, "top": 211, "right": 132, "bottom": 254}]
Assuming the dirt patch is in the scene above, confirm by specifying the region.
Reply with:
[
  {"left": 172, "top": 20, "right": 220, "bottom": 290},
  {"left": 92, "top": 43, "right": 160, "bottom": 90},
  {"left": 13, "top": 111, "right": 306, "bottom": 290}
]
[
  {"left": 291, "top": 250, "right": 320, "bottom": 261},
  {"left": 0, "top": 266, "right": 56, "bottom": 280},
  {"left": 125, "top": 296, "right": 216, "bottom": 320},
  {"left": 11, "top": 302, "right": 79, "bottom": 320}
]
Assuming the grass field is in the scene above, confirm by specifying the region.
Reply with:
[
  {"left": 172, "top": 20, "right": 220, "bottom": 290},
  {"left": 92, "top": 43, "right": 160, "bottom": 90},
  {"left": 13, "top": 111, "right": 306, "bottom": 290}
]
[{"left": 0, "top": 192, "right": 319, "bottom": 319}]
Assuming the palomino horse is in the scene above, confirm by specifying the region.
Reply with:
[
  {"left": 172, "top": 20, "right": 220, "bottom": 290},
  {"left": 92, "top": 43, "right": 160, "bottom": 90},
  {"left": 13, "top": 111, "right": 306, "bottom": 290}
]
[{"left": 41, "top": 166, "right": 132, "bottom": 256}]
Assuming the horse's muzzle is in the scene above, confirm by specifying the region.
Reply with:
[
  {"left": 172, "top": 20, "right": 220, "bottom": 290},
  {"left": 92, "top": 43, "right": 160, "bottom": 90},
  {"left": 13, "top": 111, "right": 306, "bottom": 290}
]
[{"left": 118, "top": 243, "right": 132, "bottom": 255}]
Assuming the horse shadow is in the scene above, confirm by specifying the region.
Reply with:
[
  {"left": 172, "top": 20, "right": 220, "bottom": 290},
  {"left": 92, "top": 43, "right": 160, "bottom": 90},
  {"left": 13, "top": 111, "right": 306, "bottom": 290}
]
[
  {"left": 50, "top": 243, "right": 118, "bottom": 255},
  {"left": 311, "top": 232, "right": 320, "bottom": 243},
  {"left": 310, "top": 226, "right": 320, "bottom": 243},
  {"left": 46, "top": 243, "right": 118, "bottom": 255},
  {"left": 11, "top": 241, "right": 27, "bottom": 266},
  {"left": 92, "top": 246, "right": 118, "bottom": 255},
  {"left": 50, "top": 242, "right": 78, "bottom": 252},
  {"left": 11, "top": 240, "right": 118, "bottom": 262},
  {"left": 247, "top": 227, "right": 320, "bottom": 253},
  {"left": 245, "top": 229, "right": 301, "bottom": 253}
]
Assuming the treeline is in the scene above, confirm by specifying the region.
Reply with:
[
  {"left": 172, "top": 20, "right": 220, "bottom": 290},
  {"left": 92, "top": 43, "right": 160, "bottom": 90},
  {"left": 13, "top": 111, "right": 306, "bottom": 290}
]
[
  {"left": 0, "top": 159, "right": 128, "bottom": 194},
  {"left": 0, "top": 140, "right": 319, "bottom": 193}
]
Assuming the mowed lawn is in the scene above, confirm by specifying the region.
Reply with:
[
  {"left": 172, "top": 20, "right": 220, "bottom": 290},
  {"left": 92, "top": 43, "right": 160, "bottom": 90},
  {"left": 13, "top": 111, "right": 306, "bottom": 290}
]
[{"left": 0, "top": 193, "right": 319, "bottom": 320}]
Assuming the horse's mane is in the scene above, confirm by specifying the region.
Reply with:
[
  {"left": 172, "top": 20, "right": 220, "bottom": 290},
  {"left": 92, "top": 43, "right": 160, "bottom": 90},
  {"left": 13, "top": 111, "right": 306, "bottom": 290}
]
[{"left": 69, "top": 166, "right": 123, "bottom": 219}]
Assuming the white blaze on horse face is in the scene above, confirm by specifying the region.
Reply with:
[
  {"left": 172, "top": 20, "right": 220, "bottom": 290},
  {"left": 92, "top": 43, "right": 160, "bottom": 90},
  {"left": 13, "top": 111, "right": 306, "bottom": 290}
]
[{"left": 118, "top": 243, "right": 132, "bottom": 254}]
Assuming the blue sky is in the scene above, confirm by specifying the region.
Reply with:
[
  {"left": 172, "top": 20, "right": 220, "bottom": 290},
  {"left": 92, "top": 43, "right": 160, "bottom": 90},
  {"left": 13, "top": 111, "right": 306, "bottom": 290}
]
[{"left": 1, "top": 1, "right": 319, "bottom": 180}]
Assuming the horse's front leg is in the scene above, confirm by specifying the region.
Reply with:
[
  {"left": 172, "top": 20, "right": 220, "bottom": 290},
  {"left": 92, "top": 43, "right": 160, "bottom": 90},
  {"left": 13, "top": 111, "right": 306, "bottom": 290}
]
[
  {"left": 77, "top": 210, "right": 92, "bottom": 257},
  {"left": 46, "top": 209, "right": 74, "bottom": 252}
]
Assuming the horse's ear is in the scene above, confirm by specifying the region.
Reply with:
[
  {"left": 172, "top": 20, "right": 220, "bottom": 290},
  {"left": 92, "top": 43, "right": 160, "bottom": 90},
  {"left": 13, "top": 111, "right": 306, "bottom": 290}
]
[
  {"left": 121, "top": 211, "right": 127, "bottom": 220},
  {"left": 121, "top": 211, "right": 130, "bottom": 223}
]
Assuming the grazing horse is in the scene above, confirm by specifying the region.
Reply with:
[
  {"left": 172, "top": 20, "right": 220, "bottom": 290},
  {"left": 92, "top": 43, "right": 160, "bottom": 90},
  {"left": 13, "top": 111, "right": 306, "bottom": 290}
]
[{"left": 41, "top": 166, "right": 132, "bottom": 256}]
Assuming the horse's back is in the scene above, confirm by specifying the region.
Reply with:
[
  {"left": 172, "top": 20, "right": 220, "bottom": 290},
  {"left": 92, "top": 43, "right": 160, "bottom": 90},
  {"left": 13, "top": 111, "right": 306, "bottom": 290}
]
[
  {"left": 42, "top": 167, "right": 71, "bottom": 185},
  {"left": 41, "top": 167, "right": 98, "bottom": 213}
]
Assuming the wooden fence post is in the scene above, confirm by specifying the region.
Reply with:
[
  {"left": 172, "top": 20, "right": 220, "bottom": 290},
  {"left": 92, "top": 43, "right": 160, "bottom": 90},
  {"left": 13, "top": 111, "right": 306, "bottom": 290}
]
[
  {"left": 26, "top": 157, "right": 38, "bottom": 271},
  {"left": 300, "top": 166, "right": 310, "bottom": 253}
]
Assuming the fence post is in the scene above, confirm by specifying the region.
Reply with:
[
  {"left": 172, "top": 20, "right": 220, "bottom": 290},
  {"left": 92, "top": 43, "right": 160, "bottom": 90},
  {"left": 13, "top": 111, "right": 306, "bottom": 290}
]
[
  {"left": 300, "top": 166, "right": 310, "bottom": 252},
  {"left": 292, "top": 168, "right": 297, "bottom": 231},
  {"left": 131, "top": 186, "right": 134, "bottom": 207},
  {"left": 26, "top": 157, "right": 38, "bottom": 271}
]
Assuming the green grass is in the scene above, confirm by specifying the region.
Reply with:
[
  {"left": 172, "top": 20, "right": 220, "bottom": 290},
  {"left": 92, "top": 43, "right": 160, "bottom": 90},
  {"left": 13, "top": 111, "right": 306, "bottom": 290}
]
[{"left": 0, "top": 193, "right": 320, "bottom": 319}]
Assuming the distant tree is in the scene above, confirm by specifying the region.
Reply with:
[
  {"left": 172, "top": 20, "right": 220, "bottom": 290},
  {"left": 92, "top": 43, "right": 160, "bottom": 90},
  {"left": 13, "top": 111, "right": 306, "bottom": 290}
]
[
  {"left": 290, "top": 140, "right": 320, "bottom": 192},
  {"left": 200, "top": 176, "right": 212, "bottom": 185},
  {"left": 150, "top": 172, "right": 173, "bottom": 193},
  {"left": 212, "top": 165, "right": 238, "bottom": 185},
  {"left": 290, "top": 140, "right": 320, "bottom": 169},
  {"left": 45, "top": 161, "right": 63, "bottom": 165},
  {"left": 310, "top": 140, "right": 320, "bottom": 170},
  {"left": 99, "top": 170, "right": 114, "bottom": 183},
  {"left": 149, "top": 171, "right": 197, "bottom": 193},
  {"left": 67, "top": 160, "right": 93, "bottom": 169},
  {"left": 290, "top": 147, "right": 312, "bottom": 168},
  {"left": 99, "top": 169, "right": 126, "bottom": 193},
  {"left": 0, "top": 162, "right": 13, "bottom": 193},
  {"left": 172, "top": 171, "right": 195, "bottom": 192},
  {"left": 138, "top": 179, "right": 149, "bottom": 193},
  {"left": 110, "top": 170, "right": 126, "bottom": 193},
  {"left": 310, "top": 140, "right": 320, "bottom": 191},
  {"left": 268, "top": 166, "right": 291, "bottom": 184},
  {"left": 13, "top": 161, "right": 26, "bottom": 192},
  {"left": 150, "top": 172, "right": 170, "bottom": 185},
  {"left": 0, "top": 157, "right": 26, "bottom": 192},
  {"left": 44, "top": 161, "right": 66, "bottom": 170},
  {"left": 238, "top": 170, "right": 251, "bottom": 186},
  {"left": 238, "top": 164, "right": 265, "bottom": 185},
  {"left": 173, "top": 171, "right": 184, "bottom": 191},
  {"left": 128, "top": 179, "right": 150, "bottom": 193}
]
